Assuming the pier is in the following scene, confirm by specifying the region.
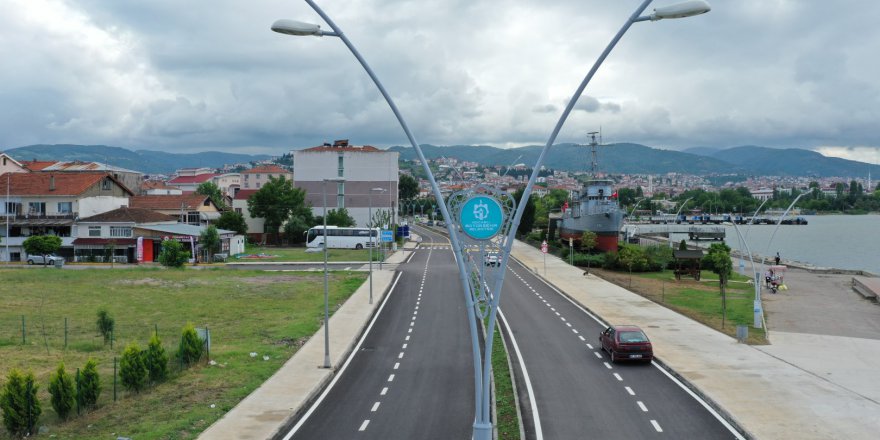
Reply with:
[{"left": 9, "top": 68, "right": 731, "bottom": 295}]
[
  {"left": 621, "top": 224, "right": 726, "bottom": 242},
  {"left": 852, "top": 277, "right": 880, "bottom": 301}
]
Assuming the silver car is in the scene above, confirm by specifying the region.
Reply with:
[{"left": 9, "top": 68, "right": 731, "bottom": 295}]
[{"left": 26, "top": 254, "right": 64, "bottom": 265}]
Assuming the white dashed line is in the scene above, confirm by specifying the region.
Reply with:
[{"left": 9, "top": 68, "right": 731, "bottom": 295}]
[
  {"left": 380, "top": 387, "right": 388, "bottom": 395},
  {"left": 393, "top": 362, "right": 400, "bottom": 370},
  {"left": 594, "top": 352, "right": 603, "bottom": 358},
  {"left": 637, "top": 401, "right": 648, "bottom": 412},
  {"left": 371, "top": 402, "right": 380, "bottom": 412},
  {"left": 359, "top": 420, "right": 370, "bottom": 431},
  {"left": 408, "top": 328, "right": 412, "bottom": 333},
  {"left": 572, "top": 329, "right": 578, "bottom": 334},
  {"left": 578, "top": 336, "right": 585, "bottom": 341},
  {"left": 551, "top": 308, "right": 557, "bottom": 312},
  {"left": 586, "top": 343, "right": 594, "bottom": 349},
  {"left": 410, "top": 322, "right": 414, "bottom": 327},
  {"left": 565, "top": 323, "right": 572, "bottom": 328},
  {"left": 388, "top": 374, "right": 395, "bottom": 382},
  {"left": 555, "top": 312, "right": 561, "bottom": 316},
  {"left": 614, "top": 373, "right": 623, "bottom": 381},
  {"left": 398, "top": 352, "right": 404, "bottom": 359},
  {"left": 650, "top": 420, "right": 663, "bottom": 432},
  {"left": 402, "top": 343, "right": 408, "bottom": 349},
  {"left": 625, "top": 386, "right": 635, "bottom": 395},
  {"left": 603, "top": 362, "right": 612, "bottom": 369},
  {"left": 405, "top": 335, "right": 410, "bottom": 341}
]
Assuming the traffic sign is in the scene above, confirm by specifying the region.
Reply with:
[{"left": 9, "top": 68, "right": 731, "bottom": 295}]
[
  {"left": 459, "top": 195, "right": 504, "bottom": 240},
  {"left": 541, "top": 240, "right": 548, "bottom": 254},
  {"left": 381, "top": 230, "right": 394, "bottom": 242}
]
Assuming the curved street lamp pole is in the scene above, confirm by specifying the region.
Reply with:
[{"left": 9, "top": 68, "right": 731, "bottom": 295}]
[
  {"left": 273, "top": 1, "right": 710, "bottom": 437},
  {"left": 368, "top": 187, "right": 386, "bottom": 305}
]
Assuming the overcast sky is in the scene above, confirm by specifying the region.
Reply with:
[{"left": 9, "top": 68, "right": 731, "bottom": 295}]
[{"left": 2, "top": 0, "right": 880, "bottom": 164}]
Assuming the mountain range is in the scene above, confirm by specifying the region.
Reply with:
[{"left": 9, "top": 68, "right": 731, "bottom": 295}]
[{"left": 3, "top": 143, "right": 878, "bottom": 178}]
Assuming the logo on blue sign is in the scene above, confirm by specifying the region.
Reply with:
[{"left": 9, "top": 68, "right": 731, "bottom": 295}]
[{"left": 459, "top": 196, "right": 503, "bottom": 240}]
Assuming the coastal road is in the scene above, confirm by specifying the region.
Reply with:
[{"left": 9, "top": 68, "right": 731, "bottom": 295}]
[
  {"left": 281, "top": 226, "right": 474, "bottom": 440},
  {"left": 498, "top": 257, "right": 744, "bottom": 439}
]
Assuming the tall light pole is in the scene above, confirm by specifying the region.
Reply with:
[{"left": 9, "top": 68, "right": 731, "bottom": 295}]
[
  {"left": 670, "top": 196, "right": 693, "bottom": 248},
  {"left": 368, "top": 187, "right": 386, "bottom": 305},
  {"left": 321, "top": 177, "right": 345, "bottom": 368},
  {"left": 273, "top": 1, "right": 710, "bottom": 437}
]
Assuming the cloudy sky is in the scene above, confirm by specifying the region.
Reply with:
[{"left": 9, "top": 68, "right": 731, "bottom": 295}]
[{"left": 2, "top": 0, "right": 880, "bottom": 164}]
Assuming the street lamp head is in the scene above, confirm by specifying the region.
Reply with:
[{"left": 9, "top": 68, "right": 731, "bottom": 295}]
[
  {"left": 649, "top": 1, "right": 711, "bottom": 21},
  {"left": 271, "top": 19, "right": 324, "bottom": 37}
]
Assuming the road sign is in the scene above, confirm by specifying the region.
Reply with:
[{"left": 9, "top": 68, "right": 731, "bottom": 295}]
[
  {"left": 381, "top": 230, "right": 394, "bottom": 242},
  {"left": 541, "top": 240, "right": 548, "bottom": 254},
  {"left": 459, "top": 195, "right": 504, "bottom": 240},
  {"left": 569, "top": 237, "right": 573, "bottom": 247}
]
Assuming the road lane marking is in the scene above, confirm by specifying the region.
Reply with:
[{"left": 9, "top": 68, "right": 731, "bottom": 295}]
[
  {"left": 497, "top": 308, "right": 544, "bottom": 440},
  {"left": 408, "top": 328, "right": 412, "bottom": 333},
  {"left": 625, "top": 386, "right": 635, "bottom": 395},
  {"left": 614, "top": 373, "right": 623, "bottom": 381},
  {"left": 637, "top": 401, "right": 648, "bottom": 412},
  {"left": 555, "top": 312, "right": 560, "bottom": 316},
  {"left": 280, "top": 273, "right": 402, "bottom": 440},
  {"left": 393, "top": 362, "right": 400, "bottom": 370},
  {"left": 572, "top": 329, "right": 578, "bottom": 334},
  {"left": 578, "top": 336, "right": 585, "bottom": 341},
  {"left": 359, "top": 420, "right": 370, "bottom": 431},
  {"left": 586, "top": 343, "right": 593, "bottom": 349},
  {"left": 650, "top": 420, "right": 662, "bottom": 432},
  {"left": 380, "top": 387, "right": 388, "bottom": 395},
  {"left": 594, "top": 352, "right": 603, "bottom": 358},
  {"left": 565, "top": 322, "right": 572, "bottom": 327},
  {"left": 402, "top": 343, "right": 408, "bottom": 349},
  {"left": 410, "top": 322, "right": 414, "bottom": 326},
  {"left": 603, "top": 362, "right": 612, "bottom": 369},
  {"left": 388, "top": 374, "right": 395, "bottom": 382},
  {"left": 398, "top": 352, "right": 404, "bottom": 359},
  {"left": 371, "top": 402, "right": 380, "bottom": 412}
]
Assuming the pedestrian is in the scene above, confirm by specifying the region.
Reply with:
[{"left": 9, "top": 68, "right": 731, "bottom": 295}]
[{"left": 775, "top": 252, "right": 781, "bottom": 266}]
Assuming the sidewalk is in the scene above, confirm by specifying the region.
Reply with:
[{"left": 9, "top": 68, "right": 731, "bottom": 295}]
[
  {"left": 510, "top": 240, "right": 880, "bottom": 440},
  {"left": 197, "top": 244, "right": 414, "bottom": 440}
]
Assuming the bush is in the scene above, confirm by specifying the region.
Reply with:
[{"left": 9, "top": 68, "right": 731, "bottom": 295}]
[
  {"left": 76, "top": 359, "right": 100, "bottom": 411},
  {"left": 572, "top": 252, "right": 604, "bottom": 268},
  {"left": 0, "top": 369, "right": 41, "bottom": 437},
  {"left": 96, "top": 308, "right": 114, "bottom": 345},
  {"left": 120, "top": 343, "right": 148, "bottom": 393},
  {"left": 158, "top": 239, "right": 189, "bottom": 268},
  {"left": 146, "top": 334, "right": 169, "bottom": 384},
  {"left": 49, "top": 362, "right": 76, "bottom": 420},
  {"left": 177, "top": 323, "right": 204, "bottom": 367}
]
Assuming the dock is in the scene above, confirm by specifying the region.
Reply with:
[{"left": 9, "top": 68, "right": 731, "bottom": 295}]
[{"left": 852, "top": 276, "right": 880, "bottom": 301}]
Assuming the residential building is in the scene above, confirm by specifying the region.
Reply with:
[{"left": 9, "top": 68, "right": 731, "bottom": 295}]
[
  {"left": 750, "top": 188, "right": 774, "bottom": 201},
  {"left": 167, "top": 168, "right": 218, "bottom": 192},
  {"left": 0, "top": 172, "right": 133, "bottom": 262},
  {"left": 231, "top": 189, "right": 264, "bottom": 243},
  {"left": 129, "top": 194, "right": 222, "bottom": 225},
  {"left": 73, "top": 207, "right": 177, "bottom": 263},
  {"left": 133, "top": 223, "right": 242, "bottom": 263},
  {"left": 141, "top": 180, "right": 183, "bottom": 195},
  {"left": 293, "top": 139, "right": 398, "bottom": 227},
  {"left": 37, "top": 161, "right": 143, "bottom": 195},
  {"left": 240, "top": 165, "right": 291, "bottom": 190},
  {"left": 213, "top": 172, "right": 241, "bottom": 196},
  {"left": 0, "top": 153, "right": 28, "bottom": 174}
]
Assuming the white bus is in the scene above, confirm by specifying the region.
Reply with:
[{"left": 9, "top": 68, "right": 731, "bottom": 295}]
[{"left": 305, "top": 226, "right": 380, "bottom": 249}]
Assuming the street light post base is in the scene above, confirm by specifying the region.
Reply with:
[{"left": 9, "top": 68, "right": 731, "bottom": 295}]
[{"left": 472, "top": 422, "right": 492, "bottom": 440}]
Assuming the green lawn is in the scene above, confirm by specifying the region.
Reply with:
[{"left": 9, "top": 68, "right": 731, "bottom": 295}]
[
  {"left": 0, "top": 267, "right": 365, "bottom": 439},
  {"left": 233, "top": 245, "right": 386, "bottom": 262}
]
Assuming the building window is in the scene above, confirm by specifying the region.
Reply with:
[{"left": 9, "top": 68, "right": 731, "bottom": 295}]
[
  {"left": 203, "top": 198, "right": 211, "bottom": 206},
  {"left": 57, "top": 202, "right": 72, "bottom": 213},
  {"left": 235, "top": 208, "right": 242, "bottom": 214},
  {"left": 338, "top": 154, "right": 344, "bottom": 177},
  {"left": 5, "top": 202, "right": 20, "bottom": 215},
  {"left": 256, "top": 174, "right": 261, "bottom": 179},
  {"left": 28, "top": 202, "right": 45, "bottom": 215},
  {"left": 109, "top": 226, "right": 132, "bottom": 238},
  {"left": 257, "top": 182, "right": 261, "bottom": 188},
  {"left": 186, "top": 212, "right": 200, "bottom": 225},
  {"left": 88, "top": 226, "right": 101, "bottom": 237},
  {"left": 101, "top": 179, "right": 112, "bottom": 190}
]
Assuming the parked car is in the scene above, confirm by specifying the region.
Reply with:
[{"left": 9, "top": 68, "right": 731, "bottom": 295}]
[
  {"left": 599, "top": 325, "right": 653, "bottom": 363},
  {"left": 484, "top": 253, "right": 500, "bottom": 267},
  {"left": 26, "top": 254, "right": 64, "bottom": 265}
]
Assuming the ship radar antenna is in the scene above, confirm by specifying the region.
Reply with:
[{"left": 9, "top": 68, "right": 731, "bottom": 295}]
[{"left": 587, "top": 131, "right": 600, "bottom": 174}]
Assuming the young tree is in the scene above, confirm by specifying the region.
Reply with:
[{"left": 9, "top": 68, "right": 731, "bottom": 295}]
[
  {"left": 215, "top": 211, "right": 247, "bottom": 235},
  {"left": 199, "top": 225, "right": 221, "bottom": 262},
  {"left": 145, "top": 334, "right": 169, "bottom": 384},
  {"left": 247, "top": 176, "right": 308, "bottom": 243},
  {"left": 705, "top": 243, "right": 733, "bottom": 327},
  {"left": 177, "top": 323, "right": 204, "bottom": 367},
  {"left": 49, "top": 363, "right": 75, "bottom": 420},
  {"left": 398, "top": 174, "right": 419, "bottom": 201},
  {"left": 579, "top": 231, "right": 597, "bottom": 253},
  {"left": 196, "top": 181, "right": 228, "bottom": 210},
  {"left": 325, "top": 207, "right": 356, "bottom": 227},
  {"left": 158, "top": 239, "right": 189, "bottom": 268},
  {"left": 96, "top": 308, "right": 114, "bottom": 345},
  {"left": 120, "top": 343, "right": 148, "bottom": 393},
  {"left": 76, "top": 359, "right": 101, "bottom": 411},
  {"left": 0, "top": 369, "right": 41, "bottom": 437},
  {"left": 22, "top": 235, "right": 62, "bottom": 265}
]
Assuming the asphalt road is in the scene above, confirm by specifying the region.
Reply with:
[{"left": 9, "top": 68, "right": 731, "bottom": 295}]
[
  {"left": 498, "top": 257, "right": 743, "bottom": 439},
  {"left": 283, "top": 227, "right": 474, "bottom": 439}
]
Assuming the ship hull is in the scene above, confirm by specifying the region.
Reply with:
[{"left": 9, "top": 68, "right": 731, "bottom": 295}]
[{"left": 559, "top": 210, "right": 623, "bottom": 252}]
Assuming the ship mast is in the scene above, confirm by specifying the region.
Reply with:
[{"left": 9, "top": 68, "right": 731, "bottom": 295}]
[{"left": 587, "top": 131, "right": 600, "bottom": 175}]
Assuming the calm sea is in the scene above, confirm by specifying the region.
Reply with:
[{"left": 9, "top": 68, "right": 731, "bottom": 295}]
[{"left": 719, "top": 215, "right": 880, "bottom": 275}]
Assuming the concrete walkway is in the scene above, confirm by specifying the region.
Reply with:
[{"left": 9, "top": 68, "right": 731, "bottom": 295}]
[
  {"left": 197, "top": 245, "right": 414, "bottom": 440},
  {"left": 511, "top": 240, "right": 880, "bottom": 440}
]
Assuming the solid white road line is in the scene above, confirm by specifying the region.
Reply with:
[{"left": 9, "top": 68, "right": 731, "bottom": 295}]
[
  {"left": 280, "top": 272, "right": 403, "bottom": 440},
  {"left": 498, "top": 308, "right": 544, "bottom": 440}
]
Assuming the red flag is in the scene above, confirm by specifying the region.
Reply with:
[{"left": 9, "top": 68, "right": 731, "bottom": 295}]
[
  {"left": 562, "top": 200, "right": 569, "bottom": 213},
  {"left": 612, "top": 192, "right": 618, "bottom": 198}
]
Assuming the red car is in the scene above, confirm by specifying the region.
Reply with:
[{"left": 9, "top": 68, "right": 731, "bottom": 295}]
[{"left": 599, "top": 325, "right": 653, "bottom": 363}]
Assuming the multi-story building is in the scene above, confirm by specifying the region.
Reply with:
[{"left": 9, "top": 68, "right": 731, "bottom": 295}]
[
  {"left": 167, "top": 168, "right": 217, "bottom": 192},
  {"left": 240, "top": 165, "right": 291, "bottom": 190},
  {"left": 231, "top": 189, "right": 265, "bottom": 243},
  {"left": 129, "top": 194, "right": 222, "bottom": 225},
  {"left": 0, "top": 172, "right": 133, "bottom": 262},
  {"left": 293, "top": 139, "right": 398, "bottom": 227},
  {"left": 38, "top": 161, "right": 143, "bottom": 195}
]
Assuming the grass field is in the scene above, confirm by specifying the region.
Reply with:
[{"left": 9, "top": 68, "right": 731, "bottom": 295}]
[
  {"left": 232, "top": 245, "right": 386, "bottom": 262},
  {"left": 0, "top": 267, "right": 365, "bottom": 439},
  {"left": 591, "top": 268, "right": 767, "bottom": 344}
]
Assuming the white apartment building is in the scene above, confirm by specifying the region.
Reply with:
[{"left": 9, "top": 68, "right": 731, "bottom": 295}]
[{"left": 293, "top": 140, "right": 398, "bottom": 227}]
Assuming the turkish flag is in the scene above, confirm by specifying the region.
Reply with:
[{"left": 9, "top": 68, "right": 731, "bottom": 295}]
[
  {"left": 562, "top": 200, "right": 569, "bottom": 213},
  {"left": 612, "top": 192, "right": 618, "bottom": 198}
]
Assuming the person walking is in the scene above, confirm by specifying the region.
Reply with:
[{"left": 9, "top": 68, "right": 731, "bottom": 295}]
[{"left": 775, "top": 252, "right": 781, "bottom": 266}]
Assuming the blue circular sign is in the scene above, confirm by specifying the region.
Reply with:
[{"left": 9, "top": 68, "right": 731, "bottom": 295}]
[{"left": 459, "top": 196, "right": 504, "bottom": 240}]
